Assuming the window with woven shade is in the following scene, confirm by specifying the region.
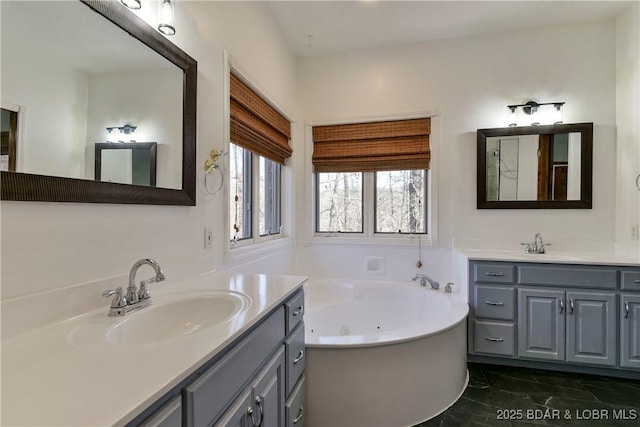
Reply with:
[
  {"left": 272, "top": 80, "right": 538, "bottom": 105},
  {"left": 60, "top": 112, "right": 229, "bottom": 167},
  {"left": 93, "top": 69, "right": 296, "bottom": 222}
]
[
  {"left": 230, "top": 72, "right": 292, "bottom": 164},
  {"left": 312, "top": 117, "right": 430, "bottom": 172}
]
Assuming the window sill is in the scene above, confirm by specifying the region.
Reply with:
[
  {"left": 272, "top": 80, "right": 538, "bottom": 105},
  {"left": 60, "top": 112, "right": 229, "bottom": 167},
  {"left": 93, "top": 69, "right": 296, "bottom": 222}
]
[
  {"left": 227, "top": 236, "right": 294, "bottom": 265},
  {"left": 308, "top": 234, "right": 434, "bottom": 247}
]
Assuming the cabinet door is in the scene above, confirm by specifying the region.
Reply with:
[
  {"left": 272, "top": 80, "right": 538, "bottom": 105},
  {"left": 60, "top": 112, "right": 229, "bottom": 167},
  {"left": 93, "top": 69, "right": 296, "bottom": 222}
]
[
  {"left": 518, "top": 288, "right": 565, "bottom": 361},
  {"left": 621, "top": 293, "right": 640, "bottom": 369},
  {"left": 252, "top": 347, "right": 285, "bottom": 427},
  {"left": 213, "top": 388, "right": 253, "bottom": 427},
  {"left": 566, "top": 291, "right": 616, "bottom": 366}
]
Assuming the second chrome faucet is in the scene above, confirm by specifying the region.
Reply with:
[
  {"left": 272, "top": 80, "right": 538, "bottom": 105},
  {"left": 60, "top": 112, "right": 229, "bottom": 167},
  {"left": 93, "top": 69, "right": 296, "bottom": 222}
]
[{"left": 102, "top": 258, "right": 165, "bottom": 316}]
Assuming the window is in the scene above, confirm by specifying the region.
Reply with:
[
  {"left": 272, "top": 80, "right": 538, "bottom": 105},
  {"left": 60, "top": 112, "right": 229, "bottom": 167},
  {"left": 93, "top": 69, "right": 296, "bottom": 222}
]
[
  {"left": 312, "top": 117, "right": 431, "bottom": 237},
  {"left": 230, "top": 143, "right": 282, "bottom": 244},
  {"left": 316, "top": 172, "right": 363, "bottom": 233},
  {"left": 375, "top": 170, "right": 426, "bottom": 233},
  {"left": 315, "top": 170, "right": 427, "bottom": 235},
  {"left": 228, "top": 71, "right": 291, "bottom": 246}
]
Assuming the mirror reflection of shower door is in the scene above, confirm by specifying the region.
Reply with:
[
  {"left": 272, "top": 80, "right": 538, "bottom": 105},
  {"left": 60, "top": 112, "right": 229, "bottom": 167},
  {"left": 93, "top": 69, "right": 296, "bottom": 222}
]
[{"left": 498, "top": 138, "right": 519, "bottom": 201}]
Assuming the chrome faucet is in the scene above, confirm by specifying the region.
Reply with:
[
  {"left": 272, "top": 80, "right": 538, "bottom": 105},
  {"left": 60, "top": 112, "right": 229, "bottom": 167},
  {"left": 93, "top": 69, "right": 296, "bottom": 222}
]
[
  {"left": 103, "top": 258, "right": 165, "bottom": 316},
  {"left": 521, "top": 233, "right": 551, "bottom": 254},
  {"left": 412, "top": 273, "right": 440, "bottom": 290}
]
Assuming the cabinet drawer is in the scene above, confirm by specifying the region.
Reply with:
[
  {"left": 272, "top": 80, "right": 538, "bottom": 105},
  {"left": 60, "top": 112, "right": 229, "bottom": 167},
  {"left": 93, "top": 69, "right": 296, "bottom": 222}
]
[
  {"left": 140, "top": 397, "right": 181, "bottom": 427},
  {"left": 286, "top": 290, "right": 305, "bottom": 335},
  {"left": 285, "top": 322, "right": 305, "bottom": 396},
  {"left": 518, "top": 265, "right": 617, "bottom": 289},
  {"left": 285, "top": 375, "right": 305, "bottom": 427},
  {"left": 473, "top": 263, "right": 514, "bottom": 284},
  {"left": 474, "top": 286, "right": 515, "bottom": 320},
  {"left": 622, "top": 270, "right": 640, "bottom": 291},
  {"left": 474, "top": 320, "right": 515, "bottom": 356},
  {"left": 184, "top": 307, "right": 285, "bottom": 427}
]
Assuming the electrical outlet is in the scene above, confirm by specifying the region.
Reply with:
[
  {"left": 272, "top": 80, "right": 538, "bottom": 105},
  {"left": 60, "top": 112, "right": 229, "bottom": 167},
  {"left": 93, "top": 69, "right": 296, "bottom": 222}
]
[
  {"left": 632, "top": 225, "right": 639, "bottom": 241},
  {"left": 204, "top": 228, "right": 213, "bottom": 249}
]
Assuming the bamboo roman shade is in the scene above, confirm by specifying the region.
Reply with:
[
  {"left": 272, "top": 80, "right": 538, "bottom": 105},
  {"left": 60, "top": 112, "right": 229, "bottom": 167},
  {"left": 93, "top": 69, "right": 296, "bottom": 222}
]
[
  {"left": 230, "top": 72, "right": 292, "bottom": 164},
  {"left": 312, "top": 118, "right": 431, "bottom": 172}
]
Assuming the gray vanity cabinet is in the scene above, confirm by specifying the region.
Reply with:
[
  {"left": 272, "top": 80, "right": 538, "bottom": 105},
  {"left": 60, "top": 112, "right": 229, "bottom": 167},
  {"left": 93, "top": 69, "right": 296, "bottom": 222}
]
[
  {"left": 518, "top": 288, "right": 616, "bottom": 366},
  {"left": 133, "top": 289, "right": 305, "bottom": 427},
  {"left": 517, "top": 288, "right": 565, "bottom": 361},
  {"left": 469, "top": 261, "right": 639, "bottom": 378},
  {"left": 621, "top": 293, "right": 640, "bottom": 369}
]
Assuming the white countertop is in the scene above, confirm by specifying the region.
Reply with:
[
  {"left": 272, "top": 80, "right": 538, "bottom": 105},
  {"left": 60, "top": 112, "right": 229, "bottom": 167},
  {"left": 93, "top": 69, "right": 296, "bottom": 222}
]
[
  {"left": 456, "top": 249, "right": 640, "bottom": 266},
  {"left": 1, "top": 271, "right": 307, "bottom": 426}
]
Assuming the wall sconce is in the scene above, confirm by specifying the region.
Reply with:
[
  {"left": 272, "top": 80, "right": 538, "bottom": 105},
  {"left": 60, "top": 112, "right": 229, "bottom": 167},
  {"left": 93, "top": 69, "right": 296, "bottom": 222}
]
[
  {"left": 106, "top": 124, "right": 137, "bottom": 142},
  {"left": 507, "top": 100, "right": 564, "bottom": 127},
  {"left": 120, "top": 0, "right": 141, "bottom": 10},
  {"left": 158, "top": 0, "right": 176, "bottom": 36}
]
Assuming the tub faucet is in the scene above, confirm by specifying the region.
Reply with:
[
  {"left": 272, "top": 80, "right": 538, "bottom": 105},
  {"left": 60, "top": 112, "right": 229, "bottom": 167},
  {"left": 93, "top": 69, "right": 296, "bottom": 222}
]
[
  {"left": 412, "top": 273, "right": 440, "bottom": 290},
  {"left": 103, "top": 258, "right": 165, "bottom": 316}
]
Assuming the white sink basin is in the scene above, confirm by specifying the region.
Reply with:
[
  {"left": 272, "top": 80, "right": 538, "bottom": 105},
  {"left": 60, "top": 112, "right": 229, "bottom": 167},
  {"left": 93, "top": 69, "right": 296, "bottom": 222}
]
[{"left": 68, "top": 290, "right": 250, "bottom": 347}]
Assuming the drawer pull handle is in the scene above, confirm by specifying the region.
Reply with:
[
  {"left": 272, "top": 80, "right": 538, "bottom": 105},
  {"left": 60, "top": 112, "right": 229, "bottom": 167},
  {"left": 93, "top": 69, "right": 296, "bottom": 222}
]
[
  {"left": 293, "top": 350, "right": 304, "bottom": 364},
  {"left": 247, "top": 406, "right": 257, "bottom": 426},
  {"left": 485, "top": 301, "right": 504, "bottom": 306},
  {"left": 485, "top": 337, "right": 504, "bottom": 342},
  {"left": 625, "top": 301, "right": 630, "bottom": 319},
  {"left": 485, "top": 272, "right": 504, "bottom": 277},
  {"left": 559, "top": 298, "right": 564, "bottom": 314},
  {"left": 569, "top": 298, "right": 575, "bottom": 315},
  {"left": 255, "top": 397, "right": 264, "bottom": 427},
  {"left": 293, "top": 407, "right": 304, "bottom": 424},
  {"left": 293, "top": 306, "right": 304, "bottom": 316},
  {"left": 634, "top": 279, "right": 640, "bottom": 284}
]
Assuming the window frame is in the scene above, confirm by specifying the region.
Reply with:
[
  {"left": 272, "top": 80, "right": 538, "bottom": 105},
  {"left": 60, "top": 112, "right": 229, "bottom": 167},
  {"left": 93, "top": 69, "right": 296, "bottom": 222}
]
[
  {"left": 314, "top": 171, "right": 364, "bottom": 234},
  {"left": 373, "top": 169, "right": 428, "bottom": 235}
]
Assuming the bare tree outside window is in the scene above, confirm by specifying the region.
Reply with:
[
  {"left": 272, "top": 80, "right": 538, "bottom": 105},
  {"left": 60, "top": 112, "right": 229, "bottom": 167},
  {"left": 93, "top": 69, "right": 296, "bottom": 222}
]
[
  {"left": 375, "top": 170, "right": 426, "bottom": 233},
  {"left": 316, "top": 172, "right": 363, "bottom": 232}
]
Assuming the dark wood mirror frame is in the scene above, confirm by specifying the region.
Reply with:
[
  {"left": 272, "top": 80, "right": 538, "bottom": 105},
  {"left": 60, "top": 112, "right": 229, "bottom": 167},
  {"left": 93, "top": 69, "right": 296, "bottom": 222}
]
[
  {"left": 0, "top": 0, "right": 197, "bottom": 205},
  {"left": 477, "top": 122, "right": 593, "bottom": 209}
]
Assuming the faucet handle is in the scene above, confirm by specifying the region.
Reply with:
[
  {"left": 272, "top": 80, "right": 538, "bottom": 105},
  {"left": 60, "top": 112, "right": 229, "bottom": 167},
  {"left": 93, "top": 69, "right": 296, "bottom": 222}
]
[
  {"left": 102, "top": 287, "right": 127, "bottom": 308},
  {"left": 445, "top": 282, "right": 454, "bottom": 293}
]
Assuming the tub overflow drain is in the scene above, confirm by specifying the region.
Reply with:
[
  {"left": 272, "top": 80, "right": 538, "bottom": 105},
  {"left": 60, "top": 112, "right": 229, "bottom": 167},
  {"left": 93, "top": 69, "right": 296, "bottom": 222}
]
[{"left": 340, "top": 325, "right": 350, "bottom": 336}]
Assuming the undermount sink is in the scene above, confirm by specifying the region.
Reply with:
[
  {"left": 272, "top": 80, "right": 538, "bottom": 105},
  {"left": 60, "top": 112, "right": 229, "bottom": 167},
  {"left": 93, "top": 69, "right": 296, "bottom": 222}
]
[{"left": 68, "top": 290, "right": 250, "bottom": 347}]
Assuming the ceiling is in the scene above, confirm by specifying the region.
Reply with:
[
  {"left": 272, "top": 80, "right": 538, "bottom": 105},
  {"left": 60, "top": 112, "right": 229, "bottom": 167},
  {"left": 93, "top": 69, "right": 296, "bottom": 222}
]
[{"left": 263, "top": 0, "right": 634, "bottom": 57}]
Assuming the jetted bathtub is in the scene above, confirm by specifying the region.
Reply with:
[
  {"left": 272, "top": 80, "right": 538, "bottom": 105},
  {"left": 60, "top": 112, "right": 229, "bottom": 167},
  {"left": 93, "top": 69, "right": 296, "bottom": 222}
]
[{"left": 304, "top": 278, "right": 469, "bottom": 427}]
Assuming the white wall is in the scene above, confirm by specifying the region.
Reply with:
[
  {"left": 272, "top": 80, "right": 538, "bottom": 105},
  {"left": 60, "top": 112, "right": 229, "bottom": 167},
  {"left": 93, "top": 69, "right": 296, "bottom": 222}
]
[
  {"left": 615, "top": 2, "right": 640, "bottom": 256},
  {"left": 297, "top": 20, "right": 617, "bottom": 257},
  {"left": 0, "top": 1, "right": 298, "bottom": 301}
]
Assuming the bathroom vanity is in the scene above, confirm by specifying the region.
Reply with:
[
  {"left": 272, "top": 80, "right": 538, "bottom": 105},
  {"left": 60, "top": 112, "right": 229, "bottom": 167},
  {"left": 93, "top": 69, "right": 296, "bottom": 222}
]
[
  {"left": 0, "top": 272, "right": 307, "bottom": 426},
  {"left": 466, "top": 255, "right": 640, "bottom": 378}
]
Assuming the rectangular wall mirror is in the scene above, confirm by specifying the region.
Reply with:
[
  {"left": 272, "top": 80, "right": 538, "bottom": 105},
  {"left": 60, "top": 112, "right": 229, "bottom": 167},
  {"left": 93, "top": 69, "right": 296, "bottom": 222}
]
[
  {"left": 0, "top": 0, "right": 196, "bottom": 205},
  {"left": 477, "top": 123, "right": 593, "bottom": 209}
]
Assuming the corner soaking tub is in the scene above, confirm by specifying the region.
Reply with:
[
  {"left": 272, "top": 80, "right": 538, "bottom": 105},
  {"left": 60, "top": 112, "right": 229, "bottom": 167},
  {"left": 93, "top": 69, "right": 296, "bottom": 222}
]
[{"left": 304, "top": 278, "right": 469, "bottom": 427}]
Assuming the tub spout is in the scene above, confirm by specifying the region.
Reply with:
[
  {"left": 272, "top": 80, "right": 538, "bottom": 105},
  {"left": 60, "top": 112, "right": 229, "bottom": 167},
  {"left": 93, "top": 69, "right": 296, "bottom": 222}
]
[{"left": 412, "top": 273, "right": 440, "bottom": 290}]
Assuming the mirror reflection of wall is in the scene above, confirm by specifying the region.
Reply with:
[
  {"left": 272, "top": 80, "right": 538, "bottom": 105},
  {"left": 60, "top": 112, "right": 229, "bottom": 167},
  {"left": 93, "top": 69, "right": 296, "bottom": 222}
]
[
  {"left": 95, "top": 143, "right": 157, "bottom": 187},
  {"left": 485, "top": 132, "right": 581, "bottom": 202},
  {"left": 0, "top": 108, "right": 17, "bottom": 172},
  {"left": 1, "top": 1, "right": 182, "bottom": 190}
]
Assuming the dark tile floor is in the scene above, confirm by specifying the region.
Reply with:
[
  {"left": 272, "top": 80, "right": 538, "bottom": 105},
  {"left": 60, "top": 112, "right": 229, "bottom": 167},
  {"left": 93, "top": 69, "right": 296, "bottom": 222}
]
[{"left": 416, "top": 363, "right": 640, "bottom": 427}]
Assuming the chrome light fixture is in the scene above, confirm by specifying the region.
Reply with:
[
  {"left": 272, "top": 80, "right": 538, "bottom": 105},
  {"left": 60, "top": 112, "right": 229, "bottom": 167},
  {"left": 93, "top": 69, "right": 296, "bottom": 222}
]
[
  {"left": 158, "top": 0, "right": 176, "bottom": 36},
  {"left": 507, "top": 100, "right": 564, "bottom": 127},
  {"left": 120, "top": 0, "right": 141, "bottom": 10},
  {"left": 106, "top": 124, "right": 137, "bottom": 143}
]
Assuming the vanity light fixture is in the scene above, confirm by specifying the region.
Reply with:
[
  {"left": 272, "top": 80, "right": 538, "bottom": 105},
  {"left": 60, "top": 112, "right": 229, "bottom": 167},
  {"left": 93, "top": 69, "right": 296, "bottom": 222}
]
[
  {"left": 120, "top": 0, "right": 141, "bottom": 10},
  {"left": 507, "top": 100, "right": 564, "bottom": 127},
  {"left": 158, "top": 0, "right": 176, "bottom": 36},
  {"left": 106, "top": 124, "right": 137, "bottom": 143}
]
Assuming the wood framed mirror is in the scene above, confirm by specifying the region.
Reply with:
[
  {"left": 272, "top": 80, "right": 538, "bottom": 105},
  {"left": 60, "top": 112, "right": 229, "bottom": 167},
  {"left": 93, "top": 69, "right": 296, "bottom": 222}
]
[
  {"left": 0, "top": 0, "right": 196, "bottom": 205},
  {"left": 477, "top": 122, "right": 593, "bottom": 209}
]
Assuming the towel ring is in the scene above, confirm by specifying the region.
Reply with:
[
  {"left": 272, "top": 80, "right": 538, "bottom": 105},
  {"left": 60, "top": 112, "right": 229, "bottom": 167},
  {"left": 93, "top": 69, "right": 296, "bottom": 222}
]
[{"left": 203, "top": 149, "right": 226, "bottom": 195}]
